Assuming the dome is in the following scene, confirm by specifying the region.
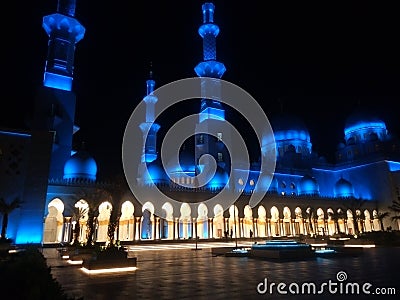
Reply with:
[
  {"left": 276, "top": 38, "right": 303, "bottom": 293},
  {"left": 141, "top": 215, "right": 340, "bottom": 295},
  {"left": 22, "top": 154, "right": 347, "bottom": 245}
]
[
  {"left": 63, "top": 150, "right": 97, "bottom": 181},
  {"left": 270, "top": 113, "right": 312, "bottom": 157},
  {"left": 345, "top": 108, "right": 384, "bottom": 129},
  {"left": 270, "top": 113, "right": 310, "bottom": 142},
  {"left": 344, "top": 107, "right": 387, "bottom": 142},
  {"left": 298, "top": 174, "right": 319, "bottom": 195},
  {"left": 334, "top": 177, "right": 354, "bottom": 198}
]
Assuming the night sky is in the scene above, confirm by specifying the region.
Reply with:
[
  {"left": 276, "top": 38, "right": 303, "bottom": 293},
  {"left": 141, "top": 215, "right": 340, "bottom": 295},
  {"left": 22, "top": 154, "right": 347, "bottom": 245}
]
[{"left": 3, "top": 0, "right": 400, "bottom": 180}]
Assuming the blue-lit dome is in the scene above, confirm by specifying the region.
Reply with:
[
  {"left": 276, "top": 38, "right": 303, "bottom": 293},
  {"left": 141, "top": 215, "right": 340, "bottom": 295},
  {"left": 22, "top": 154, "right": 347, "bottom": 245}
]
[
  {"left": 334, "top": 177, "right": 354, "bottom": 198},
  {"left": 63, "top": 150, "right": 97, "bottom": 181},
  {"left": 344, "top": 108, "right": 387, "bottom": 143},
  {"left": 298, "top": 174, "right": 319, "bottom": 195},
  {"left": 270, "top": 113, "right": 312, "bottom": 157}
]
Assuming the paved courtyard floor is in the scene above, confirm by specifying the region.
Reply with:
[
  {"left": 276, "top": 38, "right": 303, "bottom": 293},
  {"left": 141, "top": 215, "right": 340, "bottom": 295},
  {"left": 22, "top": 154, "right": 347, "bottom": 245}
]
[{"left": 44, "top": 243, "right": 399, "bottom": 300}]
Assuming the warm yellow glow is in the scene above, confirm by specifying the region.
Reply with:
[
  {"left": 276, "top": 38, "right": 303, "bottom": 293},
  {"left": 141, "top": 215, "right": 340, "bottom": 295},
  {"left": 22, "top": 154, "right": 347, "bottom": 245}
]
[
  {"left": 67, "top": 259, "right": 83, "bottom": 265},
  {"left": 344, "top": 244, "right": 375, "bottom": 248},
  {"left": 309, "top": 243, "right": 327, "bottom": 247},
  {"left": 80, "top": 266, "right": 137, "bottom": 274}
]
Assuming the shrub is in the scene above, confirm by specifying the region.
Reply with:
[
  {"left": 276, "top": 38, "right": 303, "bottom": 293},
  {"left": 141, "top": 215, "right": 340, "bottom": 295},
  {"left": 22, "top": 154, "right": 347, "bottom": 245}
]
[{"left": 0, "top": 246, "right": 81, "bottom": 300}]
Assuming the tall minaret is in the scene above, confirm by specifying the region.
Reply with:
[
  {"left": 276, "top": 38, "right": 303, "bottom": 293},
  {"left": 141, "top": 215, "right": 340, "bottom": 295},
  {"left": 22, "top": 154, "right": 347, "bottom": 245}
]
[
  {"left": 194, "top": 3, "right": 230, "bottom": 176},
  {"left": 42, "top": 0, "right": 85, "bottom": 92},
  {"left": 138, "top": 70, "right": 161, "bottom": 184},
  {"left": 32, "top": 0, "right": 85, "bottom": 180},
  {"left": 194, "top": 2, "right": 226, "bottom": 122}
]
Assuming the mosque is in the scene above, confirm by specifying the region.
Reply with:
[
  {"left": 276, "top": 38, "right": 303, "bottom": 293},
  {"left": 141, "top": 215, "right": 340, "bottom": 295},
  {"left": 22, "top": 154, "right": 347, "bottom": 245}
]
[{"left": 1, "top": 0, "right": 400, "bottom": 245}]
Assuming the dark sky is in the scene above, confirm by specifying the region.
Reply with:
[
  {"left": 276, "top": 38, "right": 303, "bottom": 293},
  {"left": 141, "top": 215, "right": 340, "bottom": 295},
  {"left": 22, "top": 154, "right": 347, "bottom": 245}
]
[{"left": 3, "top": 0, "right": 400, "bottom": 180}]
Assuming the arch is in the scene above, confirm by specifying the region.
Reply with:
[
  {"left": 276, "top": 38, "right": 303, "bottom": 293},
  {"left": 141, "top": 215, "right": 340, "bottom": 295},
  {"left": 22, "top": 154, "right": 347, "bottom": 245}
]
[
  {"left": 228, "top": 205, "right": 239, "bottom": 238},
  {"left": 43, "top": 198, "right": 64, "bottom": 244},
  {"left": 282, "top": 206, "right": 292, "bottom": 236},
  {"left": 118, "top": 201, "right": 135, "bottom": 241},
  {"left": 316, "top": 207, "right": 325, "bottom": 235},
  {"left": 197, "top": 203, "right": 209, "bottom": 239},
  {"left": 270, "top": 206, "right": 280, "bottom": 236},
  {"left": 161, "top": 202, "right": 174, "bottom": 239},
  {"left": 213, "top": 204, "right": 224, "bottom": 238},
  {"left": 243, "top": 205, "right": 253, "bottom": 238},
  {"left": 96, "top": 201, "right": 112, "bottom": 242},
  {"left": 294, "top": 207, "right": 303, "bottom": 235},
  {"left": 257, "top": 206, "right": 267, "bottom": 237},
  {"left": 326, "top": 208, "right": 336, "bottom": 235},
  {"left": 74, "top": 199, "right": 89, "bottom": 244},
  {"left": 179, "top": 203, "right": 192, "bottom": 239},
  {"left": 44, "top": 198, "right": 65, "bottom": 243},
  {"left": 141, "top": 201, "right": 155, "bottom": 239},
  {"left": 364, "top": 209, "right": 372, "bottom": 232}
]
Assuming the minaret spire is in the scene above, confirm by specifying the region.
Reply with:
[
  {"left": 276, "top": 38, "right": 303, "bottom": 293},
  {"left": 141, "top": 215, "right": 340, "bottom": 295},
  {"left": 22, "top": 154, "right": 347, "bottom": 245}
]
[
  {"left": 194, "top": 2, "right": 226, "bottom": 123},
  {"left": 42, "top": 0, "right": 85, "bottom": 91},
  {"left": 139, "top": 68, "right": 160, "bottom": 165}
]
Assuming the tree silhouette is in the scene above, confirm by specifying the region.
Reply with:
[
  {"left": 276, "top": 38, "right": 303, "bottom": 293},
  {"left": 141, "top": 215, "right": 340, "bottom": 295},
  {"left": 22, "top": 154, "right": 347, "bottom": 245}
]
[
  {"left": 388, "top": 199, "right": 400, "bottom": 226},
  {"left": 375, "top": 211, "right": 390, "bottom": 231},
  {"left": 0, "top": 197, "right": 22, "bottom": 241},
  {"left": 340, "top": 198, "right": 367, "bottom": 236},
  {"left": 105, "top": 175, "right": 129, "bottom": 247}
]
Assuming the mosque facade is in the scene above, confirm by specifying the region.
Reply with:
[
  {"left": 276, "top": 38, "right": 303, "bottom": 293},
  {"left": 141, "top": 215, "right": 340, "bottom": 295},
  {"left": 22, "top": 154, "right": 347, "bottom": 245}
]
[{"left": 1, "top": 0, "right": 400, "bottom": 245}]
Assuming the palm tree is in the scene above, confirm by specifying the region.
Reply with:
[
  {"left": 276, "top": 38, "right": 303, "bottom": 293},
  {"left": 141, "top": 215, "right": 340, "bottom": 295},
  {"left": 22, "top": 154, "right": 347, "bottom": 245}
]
[
  {"left": 85, "top": 188, "right": 112, "bottom": 246},
  {"left": 0, "top": 197, "right": 22, "bottom": 241},
  {"left": 388, "top": 199, "right": 400, "bottom": 228},
  {"left": 305, "top": 207, "right": 315, "bottom": 235},
  {"left": 340, "top": 198, "right": 366, "bottom": 236},
  {"left": 105, "top": 175, "right": 129, "bottom": 247},
  {"left": 69, "top": 201, "right": 88, "bottom": 246},
  {"left": 375, "top": 211, "right": 390, "bottom": 231}
]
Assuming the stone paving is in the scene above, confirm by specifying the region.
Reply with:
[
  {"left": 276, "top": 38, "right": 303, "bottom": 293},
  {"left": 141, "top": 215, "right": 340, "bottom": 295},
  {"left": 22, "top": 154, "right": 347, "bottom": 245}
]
[{"left": 44, "top": 244, "right": 400, "bottom": 300}]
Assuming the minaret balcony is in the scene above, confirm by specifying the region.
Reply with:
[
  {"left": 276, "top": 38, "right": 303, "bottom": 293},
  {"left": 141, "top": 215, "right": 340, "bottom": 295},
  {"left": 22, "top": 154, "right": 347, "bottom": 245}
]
[
  {"left": 198, "top": 24, "right": 220, "bottom": 37},
  {"left": 43, "top": 13, "right": 85, "bottom": 42},
  {"left": 195, "top": 61, "right": 226, "bottom": 78}
]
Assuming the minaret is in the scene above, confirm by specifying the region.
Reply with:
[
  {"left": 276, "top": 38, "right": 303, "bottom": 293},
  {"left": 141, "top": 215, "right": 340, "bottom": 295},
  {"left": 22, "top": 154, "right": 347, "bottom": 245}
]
[
  {"left": 32, "top": 0, "right": 85, "bottom": 180},
  {"left": 194, "top": 2, "right": 226, "bottom": 122},
  {"left": 42, "top": 0, "right": 85, "bottom": 91},
  {"left": 138, "top": 69, "right": 161, "bottom": 184},
  {"left": 194, "top": 3, "right": 230, "bottom": 177}
]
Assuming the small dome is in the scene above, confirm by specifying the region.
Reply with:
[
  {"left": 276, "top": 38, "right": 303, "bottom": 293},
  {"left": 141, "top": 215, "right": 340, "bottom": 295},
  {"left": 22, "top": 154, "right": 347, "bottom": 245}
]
[
  {"left": 334, "top": 177, "right": 354, "bottom": 198},
  {"left": 344, "top": 107, "right": 387, "bottom": 142},
  {"left": 298, "top": 174, "right": 319, "bottom": 195},
  {"left": 345, "top": 108, "right": 384, "bottom": 129},
  {"left": 271, "top": 113, "right": 310, "bottom": 141},
  {"left": 63, "top": 150, "right": 97, "bottom": 181}
]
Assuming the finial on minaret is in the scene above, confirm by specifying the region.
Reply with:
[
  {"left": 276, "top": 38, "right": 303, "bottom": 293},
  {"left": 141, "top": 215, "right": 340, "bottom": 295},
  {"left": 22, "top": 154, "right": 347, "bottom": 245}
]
[
  {"left": 278, "top": 98, "right": 284, "bottom": 113},
  {"left": 202, "top": 3, "right": 215, "bottom": 23},
  {"left": 57, "top": 0, "right": 76, "bottom": 17},
  {"left": 146, "top": 62, "right": 155, "bottom": 95}
]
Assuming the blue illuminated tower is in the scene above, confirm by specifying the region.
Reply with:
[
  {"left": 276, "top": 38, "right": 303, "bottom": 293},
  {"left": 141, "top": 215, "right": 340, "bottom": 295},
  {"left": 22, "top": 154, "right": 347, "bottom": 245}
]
[
  {"left": 32, "top": 0, "right": 85, "bottom": 180},
  {"left": 139, "top": 71, "right": 160, "bottom": 164},
  {"left": 194, "top": 2, "right": 226, "bottom": 121},
  {"left": 194, "top": 3, "right": 230, "bottom": 181}
]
